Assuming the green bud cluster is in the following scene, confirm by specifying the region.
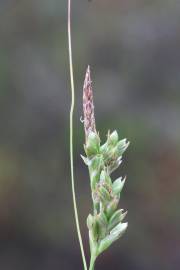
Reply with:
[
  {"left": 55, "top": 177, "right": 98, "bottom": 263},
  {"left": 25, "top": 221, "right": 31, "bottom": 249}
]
[{"left": 82, "top": 130, "right": 129, "bottom": 261}]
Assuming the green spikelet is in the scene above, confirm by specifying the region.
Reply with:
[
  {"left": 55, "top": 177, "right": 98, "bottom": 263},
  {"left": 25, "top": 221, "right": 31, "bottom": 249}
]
[{"left": 82, "top": 66, "right": 129, "bottom": 270}]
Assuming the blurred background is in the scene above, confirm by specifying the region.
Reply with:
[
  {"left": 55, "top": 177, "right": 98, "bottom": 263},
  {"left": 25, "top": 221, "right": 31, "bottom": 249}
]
[{"left": 0, "top": 0, "right": 180, "bottom": 269}]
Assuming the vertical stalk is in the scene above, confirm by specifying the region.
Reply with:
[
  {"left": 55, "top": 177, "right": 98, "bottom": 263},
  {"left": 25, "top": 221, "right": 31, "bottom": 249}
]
[
  {"left": 89, "top": 255, "right": 96, "bottom": 270},
  {"left": 68, "top": 1, "right": 88, "bottom": 270}
]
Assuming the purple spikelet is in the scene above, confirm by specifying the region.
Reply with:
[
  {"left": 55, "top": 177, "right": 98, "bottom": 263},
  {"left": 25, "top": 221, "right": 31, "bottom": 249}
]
[{"left": 83, "top": 66, "right": 96, "bottom": 141}]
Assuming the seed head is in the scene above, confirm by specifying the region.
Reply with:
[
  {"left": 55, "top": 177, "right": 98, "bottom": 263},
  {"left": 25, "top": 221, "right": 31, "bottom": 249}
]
[{"left": 83, "top": 66, "right": 96, "bottom": 141}]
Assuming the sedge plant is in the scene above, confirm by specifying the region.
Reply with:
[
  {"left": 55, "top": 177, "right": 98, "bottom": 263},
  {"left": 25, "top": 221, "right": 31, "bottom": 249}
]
[{"left": 68, "top": 1, "right": 129, "bottom": 270}]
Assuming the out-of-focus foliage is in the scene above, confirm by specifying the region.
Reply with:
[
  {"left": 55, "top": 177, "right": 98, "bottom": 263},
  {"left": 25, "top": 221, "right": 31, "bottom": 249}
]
[{"left": 0, "top": 0, "right": 180, "bottom": 269}]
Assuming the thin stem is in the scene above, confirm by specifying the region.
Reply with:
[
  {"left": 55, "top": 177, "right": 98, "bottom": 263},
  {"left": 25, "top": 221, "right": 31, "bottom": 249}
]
[
  {"left": 68, "top": 1, "right": 88, "bottom": 270},
  {"left": 89, "top": 255, "right": 96, "bottom": 270}
]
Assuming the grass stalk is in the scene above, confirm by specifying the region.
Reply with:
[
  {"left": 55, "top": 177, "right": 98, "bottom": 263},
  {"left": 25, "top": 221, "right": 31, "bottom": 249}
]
[
  {"left": 68, "top": 1, "right": 88, "bottom": 270},
  {"left": 89, "top": 254, "right": 96, "bottom": 270}
]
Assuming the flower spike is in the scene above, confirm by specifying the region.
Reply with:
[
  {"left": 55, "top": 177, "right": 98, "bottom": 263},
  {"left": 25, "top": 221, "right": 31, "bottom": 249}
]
[
  {"left": 81, "top": 67, "right": 130, "bottom": 270},
  {"left": 83, "top": 66, "right": 97, "bottom": 141}
]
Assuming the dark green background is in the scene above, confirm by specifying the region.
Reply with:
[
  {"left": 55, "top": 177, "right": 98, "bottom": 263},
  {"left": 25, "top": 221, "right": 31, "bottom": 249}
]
[{"left": 0, "top": 0, "right": 180, "bottom": 269}]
